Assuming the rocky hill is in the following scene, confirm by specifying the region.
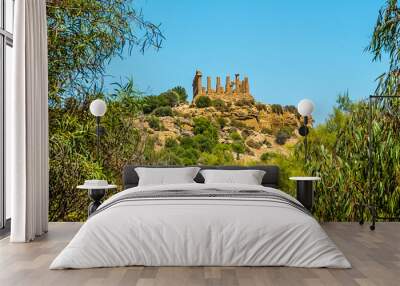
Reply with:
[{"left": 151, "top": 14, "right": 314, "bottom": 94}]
[{"left": 142, "top": 101, "right": 302, "bottom": 162}]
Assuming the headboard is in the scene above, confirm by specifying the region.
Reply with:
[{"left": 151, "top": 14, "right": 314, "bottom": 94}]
[{"left": 122, "top": 165, "right": 280, "bottom": 190}]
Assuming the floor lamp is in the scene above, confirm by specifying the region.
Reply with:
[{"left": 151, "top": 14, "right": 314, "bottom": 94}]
[
  {"left": 89, "top": 99, "right": 107, "bottom": 160},
  {"left": 297, "top": 99, "right": 315, "bottom": 163},
  {"left": 359, "top": 94, "right": 400, "bottom": 230},
  {"left": 87, "top": 99, "right": 107, "bottom": 216}
]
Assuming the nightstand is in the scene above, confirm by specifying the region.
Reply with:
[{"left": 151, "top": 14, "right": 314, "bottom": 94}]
[
  {"left": 289, "top": 177, "right": 321, "bottom": 211},
  {"left": 77, "top": 184, "right": 117, "bottom": 216}
]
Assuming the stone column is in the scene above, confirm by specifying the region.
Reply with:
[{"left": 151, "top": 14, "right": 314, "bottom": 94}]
[
  {"left": 235, "top": 74, "right": 240, "bottom": 94},
  {"left": 192, "top": 70, "right": 202, "bottom": 97},
  {"left": 216, "top": 76, "right": 221, "bottom": 93},
  {"left": 197, "top": 73, "right": 202, "bottom": 95},
  {"left": 244, "top": 77, "right": 249, "bottom": 93},
  {"left": 225, "top": 76, "right": 231, "bottom": 93},
  {"left": 207, "top": 76, "right": 211, "bottom": 93}
]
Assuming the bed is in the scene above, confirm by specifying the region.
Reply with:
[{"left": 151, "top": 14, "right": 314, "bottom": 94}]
[{"left": 50, "top": 165, "right": 351, "bottom": 269}]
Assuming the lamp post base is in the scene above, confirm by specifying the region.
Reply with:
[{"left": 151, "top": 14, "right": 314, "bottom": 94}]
[{"left": 87, "top": 189, "right": 106, "bottom": 216}]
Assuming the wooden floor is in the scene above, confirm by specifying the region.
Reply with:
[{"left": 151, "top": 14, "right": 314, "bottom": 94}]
[{"left": 0, "top": 222, "right": 399, "bottom": 286}]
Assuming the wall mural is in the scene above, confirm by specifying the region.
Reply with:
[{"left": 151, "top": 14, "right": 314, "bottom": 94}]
[{"left": 47, "top": 1, "right": 400, "bottom": 222}]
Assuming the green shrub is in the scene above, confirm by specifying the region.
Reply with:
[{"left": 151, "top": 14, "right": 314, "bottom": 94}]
[
  {"left": 147, "top": 116, "right": 161, "bottom": 130},
  {"left": 171, "top": 86, "right": 188, "bottom": 103},
  {"left": 142, "top": 96, "right": 160, "bottom": 114},
  {"left": 229, "top": 131, "right": 242, "bottom": 141},
  {"left": 231, "top": 141, "right": 245, "bottom": 160},
  {"left": 270, "top": 104, "right": 283, "bottom": 114},
  {"left": 193, "top": 134, "right": 215, "bottom": 153},
  {"left": 216, "top": 117, "right": 227, "bottom": 129},
  {"left": 195, "top": 96, "right": 212, "bottom": 108},
  {"left": 193, "top": 117, "right": 217, "bottom": 137},
  {"left": 153, "top": 106, "right": 173, "bottom": 117},
  {"left": 165, "top": 137, "right": 178, "bottom": 148},
  {"left": 235, "top": 99, "right": 254, "bottom": 106},
  {"left": 158, "top": 90, "right": 179, "bottom": 107},
  {"left": 212, "top": 99, "right": 226, "bottom": 110},
  {"left": 275, "top": 129, "right": 291, "bottom": 145},
  {"left": 284, "top": 105, "right": 298, "bottom": 114},
  {"left": 260, "top": 152, "right": 271, "bottom": 162},
  {"left": 255, "top": 103, "right": 267, "bottom": 111}
]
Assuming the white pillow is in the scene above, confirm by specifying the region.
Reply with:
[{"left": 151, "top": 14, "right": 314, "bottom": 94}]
[
  {"left": 200, "top": 169, "right": 266, "bottom": 185},
  {"left": 135, "top": 167, "right": 200, "bottom": 186}
]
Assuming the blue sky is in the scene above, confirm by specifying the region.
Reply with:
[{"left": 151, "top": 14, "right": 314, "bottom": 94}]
[{"left": 105, "top": 0, "right": 387, "bottom": 123}]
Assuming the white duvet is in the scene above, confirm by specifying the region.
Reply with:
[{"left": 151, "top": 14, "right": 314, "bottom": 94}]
[{"left": 50, "top": 183, "right": 351, "bottom": 269}]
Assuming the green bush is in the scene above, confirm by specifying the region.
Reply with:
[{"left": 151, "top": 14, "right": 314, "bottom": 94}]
[
  {"left": 270, "top": 104, "right": 283, "bottom": 114},
  {"left": 255, "top": 103, "right": 267, "bottom": 111},
  {"left": 235, "top": 99, "right": 254, "bottom": 106},
  {"left": 231, "top": 141, "right": 245, "bottom": 160},
  {"left": 165, "top": 137, "right": 178, "bottom": 148},
  {"left": 212, "top": 99, "right": 226, "bottom": 111},
  {"left": 195, "top": 96, "right": 212, "bottom": 108},
  {"left": 193, "top": 117, "right": 217, "bottom": 138},
  {"left": 284, "top": 105, "right": 298, "bottom": 114},
  {"left": 158, "top": 90, "right": 179, "bottom": 107},
  {"left": 229, "top": 131, "right": 242, "bottom": 141},
  {"left": 171, "top": 86, "right": 188, "bottom": 103},
  {"left": 153, "top": 106, "right": 173, "bottom": 117},
  {"left": 216, "top": 117, "right": 227, "bottom": 129},
  {"left": 275, "top": 129, "right": 291, "bottom": 145},
  {"left": 260, "top": 152, "right": 271, "bottom": 162},
  {"left": 147, "top": 116, "right": 161, "bottom": 130}
]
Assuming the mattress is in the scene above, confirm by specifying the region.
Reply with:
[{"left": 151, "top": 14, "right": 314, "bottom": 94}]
[{"left": 50, "top": 183, "right": 351, "bottom": 269}]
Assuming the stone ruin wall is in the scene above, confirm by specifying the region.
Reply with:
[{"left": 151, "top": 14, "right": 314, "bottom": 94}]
[{"left": 192, "top": 70, "right": 254, "bottom": 103}]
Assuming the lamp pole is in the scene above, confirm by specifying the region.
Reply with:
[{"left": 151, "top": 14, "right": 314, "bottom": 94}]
[
  {"left": 297, "top": 99, "right": 314, "bottom": 164},
  {"left": 96, "top": 116, "right": 101, "bottom": 160},
  {"left": 90, "top": 99, "right": 107, "bottom": 161},
  {"left": 304, "top": 115, "right": 308, "bottom": 163}
]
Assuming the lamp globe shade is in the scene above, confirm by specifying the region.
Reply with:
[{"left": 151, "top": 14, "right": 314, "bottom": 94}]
[
  {"left": 297, "top": 99, "right": 315, "bottom": 116},
  {"left": 90, "top": 99, "right": 107, "bottom": 117}
]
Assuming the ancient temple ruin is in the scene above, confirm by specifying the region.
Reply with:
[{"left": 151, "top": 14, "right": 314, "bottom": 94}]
[{"left": 192, "top": 70, "right": 254, "bottom": 103}]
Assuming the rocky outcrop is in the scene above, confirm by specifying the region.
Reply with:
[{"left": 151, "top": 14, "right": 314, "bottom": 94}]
[{"left": 144, "top": 101, "right": 302, "bottom": 162}]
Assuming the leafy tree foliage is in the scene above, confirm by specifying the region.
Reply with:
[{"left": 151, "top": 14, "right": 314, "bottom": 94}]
[
  {"left": 47, "top": 1, "right": 164, "bottom": 220},
  {"left": 47, "top": 0, "right": 164, "bottom": 105},
  {"left": 49, "top": 85, "right": 156, "bottom": 221},
  {"left": 367, "top": 0, "right": 400, "bottom": 97},
  {"left": 171, "top": 86, "right": 188, "bottom": 103}
]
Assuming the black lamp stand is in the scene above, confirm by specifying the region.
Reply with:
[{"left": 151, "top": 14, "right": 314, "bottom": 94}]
[
  {"left": 298, "top": 116, "right": 309, "bottom": 163},
  {"left": 95, "top": 116, "right": 105, "bottom": 160},
  {"left": 89, "top": 116, "right": 107, "bottom": 216}
]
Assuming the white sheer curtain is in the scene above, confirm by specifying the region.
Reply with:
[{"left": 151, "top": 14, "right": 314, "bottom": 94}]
[{"left": 7, "top": 0, "right": 49, "bottom": 242}]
